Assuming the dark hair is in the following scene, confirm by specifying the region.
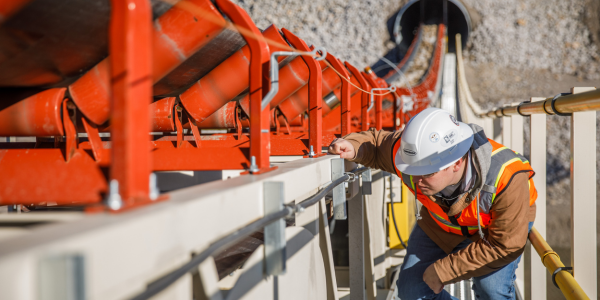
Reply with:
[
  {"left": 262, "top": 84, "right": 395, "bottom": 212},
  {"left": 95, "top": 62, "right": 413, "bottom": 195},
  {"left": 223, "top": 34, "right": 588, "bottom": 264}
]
[{"left": 461, "top": 150, "right": 470, "bottom": 161}]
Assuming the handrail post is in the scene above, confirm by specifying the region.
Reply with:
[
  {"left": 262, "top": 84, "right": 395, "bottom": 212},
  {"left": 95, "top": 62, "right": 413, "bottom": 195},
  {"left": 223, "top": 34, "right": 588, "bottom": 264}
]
[
  {"left": 529, "top": 97, "right": 547, "bottom": 300},
  {"left": 483, "top": 117, "right": 493, "bottom": 139},
  {"left": 510, "top": 102, "right": 525, "bottom": 299},
  {"left": 570, "top": 87, "right": 597, "bottom": 299},
  {"left": 502, "top": 106, "right": 512, "bottom": 147}
]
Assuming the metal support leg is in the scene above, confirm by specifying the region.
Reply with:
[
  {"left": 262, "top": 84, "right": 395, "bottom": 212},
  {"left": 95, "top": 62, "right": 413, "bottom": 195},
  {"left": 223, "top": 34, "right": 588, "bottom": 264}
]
[
  {"left": 529, "top": 98, "right": 547, "bottom": 300},
  {"left": 349, "top": 185, "right": 365, "bottom": 300},
  {"left": 264, "top": 181, "right": 286, "bottom": 276},
  {"left": 108, "top": 0, "right": 153, "bottom": 208},
  {"left": 570, "top": 87, "right": 597, "bottom": 299},
  {"left": 332, "top": 158, "right": 347, "bottom": 220},
  {"left": 362, "top": 168, "right": 372, "bottom": 195},
  {"left": 363, "top": 195, "right": 376, "bottom": 300}
]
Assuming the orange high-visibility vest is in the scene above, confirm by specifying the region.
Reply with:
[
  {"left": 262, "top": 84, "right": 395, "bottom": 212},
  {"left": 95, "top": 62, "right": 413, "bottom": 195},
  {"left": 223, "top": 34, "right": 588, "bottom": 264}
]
[{"left": 393, "top": 138, "right": 537, "bottom": 237}]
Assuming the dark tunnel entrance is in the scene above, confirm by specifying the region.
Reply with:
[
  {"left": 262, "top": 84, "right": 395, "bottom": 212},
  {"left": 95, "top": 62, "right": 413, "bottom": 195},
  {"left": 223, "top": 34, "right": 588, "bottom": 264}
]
[
  {"left": 372, "top": 0, "right": 471, "bottom": 79},
  {"left": 391, "top": 0, "right": 471, "bottom": 53}
]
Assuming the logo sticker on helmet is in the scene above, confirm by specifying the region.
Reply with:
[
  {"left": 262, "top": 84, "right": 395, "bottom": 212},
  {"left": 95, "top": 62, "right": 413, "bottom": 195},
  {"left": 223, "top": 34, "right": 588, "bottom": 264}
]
[
  {"left": 443, "top": 130, "right": 457, "bottom": 145},
  {"left": 449, "top": 115, "right": 459, "bottom": 126},
  {"left": 429, "top": 132, "right": 439, "bottom": 143},
  {"left": 403, "top": 148, "right": 417, "bottom": 156}
]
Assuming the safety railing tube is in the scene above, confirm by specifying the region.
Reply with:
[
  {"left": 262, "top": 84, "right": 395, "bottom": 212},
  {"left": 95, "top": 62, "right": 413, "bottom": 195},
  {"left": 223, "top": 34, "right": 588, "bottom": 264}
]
[
  {"left": 482, "top": 88, "right": 600, "bottom": 117},
  {"left": 529, "top": 227, "right": 590, "bottom": 300},
  {"left": 261, "top": 47, "right": 327, "bottom": 110}
]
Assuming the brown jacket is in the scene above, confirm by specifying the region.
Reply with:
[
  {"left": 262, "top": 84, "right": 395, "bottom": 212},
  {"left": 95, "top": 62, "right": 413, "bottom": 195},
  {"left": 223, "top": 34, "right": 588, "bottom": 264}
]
[{"left": 343, "top": 128, "right": 536, "bottom": 284}]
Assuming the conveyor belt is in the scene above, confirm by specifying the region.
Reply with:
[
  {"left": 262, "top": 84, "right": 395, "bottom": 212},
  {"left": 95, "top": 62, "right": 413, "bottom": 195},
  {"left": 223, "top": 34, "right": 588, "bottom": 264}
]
[{"left": 0, "top": 0, "right": 172, "bottom": 88}]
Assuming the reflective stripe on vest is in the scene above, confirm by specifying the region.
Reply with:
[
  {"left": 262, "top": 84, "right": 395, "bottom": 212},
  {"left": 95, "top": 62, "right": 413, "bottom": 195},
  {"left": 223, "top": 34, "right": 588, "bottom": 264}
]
[{"left": 392, "top": 137, "right": 537, "bottom": 236}]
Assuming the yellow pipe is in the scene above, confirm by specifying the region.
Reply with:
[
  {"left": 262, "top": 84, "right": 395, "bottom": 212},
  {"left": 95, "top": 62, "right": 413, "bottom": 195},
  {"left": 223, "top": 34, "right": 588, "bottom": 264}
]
[{"left": 529, "top": 227, "right": 590, "bottom": 300}]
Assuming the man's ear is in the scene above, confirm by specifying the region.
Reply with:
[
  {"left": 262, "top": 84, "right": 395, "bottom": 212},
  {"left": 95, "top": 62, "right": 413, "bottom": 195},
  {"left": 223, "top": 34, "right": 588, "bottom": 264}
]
[{"left": 452, "top": 157, "right": 463, "bottom": 172}]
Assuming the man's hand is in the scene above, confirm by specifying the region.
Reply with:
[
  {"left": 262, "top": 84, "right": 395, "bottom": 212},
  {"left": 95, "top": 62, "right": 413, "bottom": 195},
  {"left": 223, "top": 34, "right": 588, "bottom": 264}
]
[
  {"left": 423, "top": 265, "right": 444, "bottom": 294},
  {"left": 328, "top": 138, "right": 355, "bottom": 159}
]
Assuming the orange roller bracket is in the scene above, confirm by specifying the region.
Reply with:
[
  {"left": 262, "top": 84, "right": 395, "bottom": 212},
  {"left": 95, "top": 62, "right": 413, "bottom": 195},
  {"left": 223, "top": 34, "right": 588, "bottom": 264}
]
[
  {"left": 69, "top": 0, "right": 227, "bottom": 125},
  {"left": 0, "top": 88, "right": 66, "bottom": 136},
  {"left": 180, "top": 24, "right": 289, "bottom": 124}
]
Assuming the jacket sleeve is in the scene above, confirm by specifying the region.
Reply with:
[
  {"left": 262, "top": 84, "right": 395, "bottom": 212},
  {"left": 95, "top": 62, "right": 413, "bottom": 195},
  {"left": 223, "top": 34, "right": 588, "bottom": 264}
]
[
  {"left": 342, "top": 129, "right": 402, "bottom": 174},
  {"left": 432, "top": 172, "right": 532, "bottom": 284}
]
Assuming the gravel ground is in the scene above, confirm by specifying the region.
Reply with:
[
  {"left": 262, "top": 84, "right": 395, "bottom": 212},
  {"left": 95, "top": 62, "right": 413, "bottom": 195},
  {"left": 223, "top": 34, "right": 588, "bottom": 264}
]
[{"left": 462, "top": 0, "right": 600, "bottom": 79}]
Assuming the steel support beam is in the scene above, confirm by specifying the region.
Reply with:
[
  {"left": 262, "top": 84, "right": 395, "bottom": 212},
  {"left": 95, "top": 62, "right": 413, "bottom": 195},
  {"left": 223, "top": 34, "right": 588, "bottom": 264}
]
[{"left": 108, "top": 0, "right": 153, "bottom": 208}]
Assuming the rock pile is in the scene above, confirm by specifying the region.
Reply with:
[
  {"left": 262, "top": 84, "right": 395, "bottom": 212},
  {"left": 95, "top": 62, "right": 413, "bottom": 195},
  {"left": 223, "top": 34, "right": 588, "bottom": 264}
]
[
  {"left": 232, "top": 0, "right": 404, "bottom": 68},
  {"left": 463, "top": 0, "right": 600, "bottom": 79}
]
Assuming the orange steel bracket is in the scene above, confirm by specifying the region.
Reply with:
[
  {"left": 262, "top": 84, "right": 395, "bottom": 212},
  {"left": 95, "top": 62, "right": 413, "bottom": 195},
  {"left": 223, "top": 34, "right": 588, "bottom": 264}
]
[
  {"left": 62, "top": 100, "right": 79, "bottom": 162},
  {"left": 324, "top": 55, "right": 351, "bottom": 136},
  {"left": 281, "top": 28, "right": 325, "bottom": 158},
  {"left": 235, "top": 104, "right": 244, "bottom": 140},
  {"left": 81, "top": 116, "right": 107, "bottom": 164},
  {"left": 345, "top": 62, "right": 370, "bottom": 131},
  {"left": 215, "top": 0, "right": 275, "bottom": 174},
  {"left": 362, "top": 71, "right": 384, "bottom": 130},
  {"left": 187, "top": 114, "right": 202, "bottom": 148},
  {"left": 174, "top": 104, "right": 184, "bottom": 148},
  {"left": 108, "top": 0, "right": 153, "bottom": 209}
]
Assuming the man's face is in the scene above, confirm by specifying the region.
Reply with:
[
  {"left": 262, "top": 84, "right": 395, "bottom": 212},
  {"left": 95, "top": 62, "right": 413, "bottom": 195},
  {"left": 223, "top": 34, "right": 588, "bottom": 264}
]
[{"left": 412, "top": 166, "right": 456, "bottom": 196}]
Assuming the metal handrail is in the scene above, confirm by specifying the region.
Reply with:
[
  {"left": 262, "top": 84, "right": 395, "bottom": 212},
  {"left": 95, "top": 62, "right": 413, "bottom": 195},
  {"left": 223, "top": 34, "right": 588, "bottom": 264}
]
[
  {"left": 529, "top": 227, "right": 590, "bottom": 300},
  {"left": 480, "top": 88, "right": 600, "bottom": 117}
]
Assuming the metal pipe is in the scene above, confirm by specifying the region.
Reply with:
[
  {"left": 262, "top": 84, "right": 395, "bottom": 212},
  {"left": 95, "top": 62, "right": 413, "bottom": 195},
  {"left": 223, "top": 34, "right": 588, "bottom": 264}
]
[
  {"left": 238, "top": 48, "right": 340, "bottom": 116},
  {"left": 529, "top": 227, "right": 590, "bottom": 300},
  {"left": 69, "top": 0, "right": 228, "bottom": 125},
  {"left": 261, "top": 47, "right": 327, "bottom": 110},
  {"left": 481, "top": 89, "right": 600, "bottom": 117}
]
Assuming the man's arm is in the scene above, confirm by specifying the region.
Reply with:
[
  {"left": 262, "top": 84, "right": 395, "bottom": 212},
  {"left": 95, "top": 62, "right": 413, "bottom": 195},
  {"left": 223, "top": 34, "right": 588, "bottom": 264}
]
[
  {"left": 328, "top": 129, "right": 401, "bottom": 174},
  {"left": 432, "top": 172, "right": 532, "bottom": 284}
]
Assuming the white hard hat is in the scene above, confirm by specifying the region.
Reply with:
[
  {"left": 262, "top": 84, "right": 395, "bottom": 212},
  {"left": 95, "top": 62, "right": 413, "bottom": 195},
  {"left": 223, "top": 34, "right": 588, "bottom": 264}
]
[{"left": 395, "top": 107, "right": 474, "bottom": 176}]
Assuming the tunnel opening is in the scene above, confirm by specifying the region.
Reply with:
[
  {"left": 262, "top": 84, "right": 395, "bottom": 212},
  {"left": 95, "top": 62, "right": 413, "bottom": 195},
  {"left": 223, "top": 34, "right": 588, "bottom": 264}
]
[
  {"left": 392, "top": 0, "right": 471, "bottom": 53},
  {"left": 374, "top": 0, "right": 471, "bottom": 78}
]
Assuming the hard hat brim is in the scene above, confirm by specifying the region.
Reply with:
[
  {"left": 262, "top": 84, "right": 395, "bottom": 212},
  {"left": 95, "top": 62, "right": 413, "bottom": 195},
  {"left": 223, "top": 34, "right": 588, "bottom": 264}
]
[{"left": 395, "top": 134, "right": 474, "bottom": 176}]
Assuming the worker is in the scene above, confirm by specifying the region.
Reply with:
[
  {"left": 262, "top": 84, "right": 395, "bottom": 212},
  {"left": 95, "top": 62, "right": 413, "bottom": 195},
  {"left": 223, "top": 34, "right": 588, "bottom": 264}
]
[{"left": 328, "top": 107, "right": 536, "bottom": 300}]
